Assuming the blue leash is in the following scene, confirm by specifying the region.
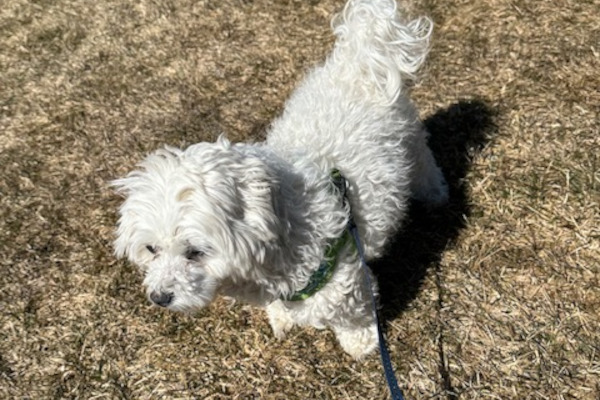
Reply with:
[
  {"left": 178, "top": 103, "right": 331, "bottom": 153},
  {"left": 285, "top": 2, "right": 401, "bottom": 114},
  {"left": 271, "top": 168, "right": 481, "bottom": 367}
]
[
  {"left": 331, "top": 169, "right": 406, "bottom": 400},
  {"left": 348, "top": 221, "right": 406, "bottom": 400}
]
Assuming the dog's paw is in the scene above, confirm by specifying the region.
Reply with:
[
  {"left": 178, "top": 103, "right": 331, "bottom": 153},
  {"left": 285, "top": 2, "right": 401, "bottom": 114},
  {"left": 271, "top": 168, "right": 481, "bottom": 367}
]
[
  {"left": 335, "top": 324, "right": 378, "bottom": 360},
  {"left": 266, "top": 301, "right": 295, "bottom": 339}
]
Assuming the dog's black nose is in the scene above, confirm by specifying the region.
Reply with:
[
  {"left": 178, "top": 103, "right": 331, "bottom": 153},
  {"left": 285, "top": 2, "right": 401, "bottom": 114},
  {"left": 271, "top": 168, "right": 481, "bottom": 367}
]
[{"left": 150, "top": 291, "right": 173, "bottom": 307}]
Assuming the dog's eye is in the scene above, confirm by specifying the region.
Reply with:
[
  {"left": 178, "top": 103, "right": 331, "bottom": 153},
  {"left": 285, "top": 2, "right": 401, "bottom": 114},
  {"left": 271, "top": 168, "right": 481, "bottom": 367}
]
[
  {"left": 185, "top": 248, "right": 204, "bottom": 261},
  {"left": 146, "top": 245, "right": 157, "bottom": 254}
]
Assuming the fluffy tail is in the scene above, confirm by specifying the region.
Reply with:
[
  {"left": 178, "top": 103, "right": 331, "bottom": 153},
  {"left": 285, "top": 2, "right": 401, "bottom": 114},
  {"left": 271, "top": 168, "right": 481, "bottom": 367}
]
[{"left": 331, "top": 0, "right": 433, "bottom": 104}]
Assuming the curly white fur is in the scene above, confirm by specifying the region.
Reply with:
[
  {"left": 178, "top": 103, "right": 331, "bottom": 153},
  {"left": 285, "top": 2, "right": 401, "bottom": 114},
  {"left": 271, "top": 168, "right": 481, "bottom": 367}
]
[{"left": 113, "top": 0, "right": 447, "bottom": 359}]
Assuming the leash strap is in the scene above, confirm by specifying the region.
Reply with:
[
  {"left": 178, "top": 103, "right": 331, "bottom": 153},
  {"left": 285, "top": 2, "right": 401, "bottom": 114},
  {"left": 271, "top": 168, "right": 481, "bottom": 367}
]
[
  {"left": 348, "top": 223, "right": 406, "bottom": 400},
  {"left": 336, "top": 169, "right": 405, "bottom": 400}
]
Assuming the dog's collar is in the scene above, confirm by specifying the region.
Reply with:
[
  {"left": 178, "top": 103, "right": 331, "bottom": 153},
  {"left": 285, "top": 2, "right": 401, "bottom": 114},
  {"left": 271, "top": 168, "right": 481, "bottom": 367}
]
[{"left": 282, "top": 169, "right": 354, "bottom": 302}]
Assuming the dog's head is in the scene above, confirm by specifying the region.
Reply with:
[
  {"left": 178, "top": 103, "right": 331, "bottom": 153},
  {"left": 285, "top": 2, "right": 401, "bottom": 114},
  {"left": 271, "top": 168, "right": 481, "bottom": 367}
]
[{"left": 112, "top": 137, "right": 281, "bottom": 312}]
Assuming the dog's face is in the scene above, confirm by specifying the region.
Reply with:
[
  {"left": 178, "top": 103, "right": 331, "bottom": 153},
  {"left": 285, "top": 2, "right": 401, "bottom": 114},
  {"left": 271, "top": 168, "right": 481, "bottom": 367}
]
[{"left": 113, "top": 138, "right": 280, "bottom": 312}]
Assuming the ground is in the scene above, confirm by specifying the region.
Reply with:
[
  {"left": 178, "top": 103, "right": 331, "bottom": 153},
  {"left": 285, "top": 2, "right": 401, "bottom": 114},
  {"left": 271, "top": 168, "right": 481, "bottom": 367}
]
[{"left": 0, "top": 0, "right": 598, "bottom": 399}]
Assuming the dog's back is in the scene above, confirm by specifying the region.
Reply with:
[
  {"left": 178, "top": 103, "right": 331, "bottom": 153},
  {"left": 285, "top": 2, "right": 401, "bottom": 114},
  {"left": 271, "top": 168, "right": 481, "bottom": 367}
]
[{"left": 267, "top": 0, "right": 434, "bottom": 258}]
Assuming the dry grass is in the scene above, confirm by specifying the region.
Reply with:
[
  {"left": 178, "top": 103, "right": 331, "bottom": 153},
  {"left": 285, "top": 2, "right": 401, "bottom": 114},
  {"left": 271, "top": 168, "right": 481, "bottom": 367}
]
[{"left": 1, "top": 0, "right": 598, "bottom": 398}]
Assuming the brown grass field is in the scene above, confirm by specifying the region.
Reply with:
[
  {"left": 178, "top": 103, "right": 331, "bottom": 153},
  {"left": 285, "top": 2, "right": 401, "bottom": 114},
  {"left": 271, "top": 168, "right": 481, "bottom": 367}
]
[{"left": 1, "top": 0, "right": 598, "bottom": 398}]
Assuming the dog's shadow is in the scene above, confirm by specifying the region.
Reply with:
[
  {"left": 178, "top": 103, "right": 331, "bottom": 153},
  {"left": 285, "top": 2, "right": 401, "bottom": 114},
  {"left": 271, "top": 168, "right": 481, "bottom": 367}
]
[{"left": 372, "top": 99, "right": 496, "bottom": 323}]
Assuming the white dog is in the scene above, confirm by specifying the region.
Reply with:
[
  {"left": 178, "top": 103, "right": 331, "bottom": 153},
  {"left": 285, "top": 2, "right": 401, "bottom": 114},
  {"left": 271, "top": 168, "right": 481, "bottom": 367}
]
[{"left": 113, "top": 0, "right": 447, "bottom": 359}]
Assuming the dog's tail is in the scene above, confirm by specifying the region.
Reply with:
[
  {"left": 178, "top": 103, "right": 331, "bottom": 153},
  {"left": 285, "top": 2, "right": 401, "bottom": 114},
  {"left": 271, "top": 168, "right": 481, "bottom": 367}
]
[{"left": 331, "top": 0, "right": 432, "bottom": 104}]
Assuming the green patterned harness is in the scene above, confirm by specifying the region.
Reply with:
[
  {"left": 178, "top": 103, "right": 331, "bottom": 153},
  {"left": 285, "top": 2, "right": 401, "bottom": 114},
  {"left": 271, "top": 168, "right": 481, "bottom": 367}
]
[{"left": 282, "top": 169, "right": 354, "bottom": 302}]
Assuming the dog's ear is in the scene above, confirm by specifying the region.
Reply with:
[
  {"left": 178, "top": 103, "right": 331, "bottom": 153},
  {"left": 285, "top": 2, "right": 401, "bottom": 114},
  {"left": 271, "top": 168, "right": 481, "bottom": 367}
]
[
  {"left": 111, "top": 147, "right": 183, "bottom": 260},
  {"left": 111, "top": 170, "right": 143, "bottom": 260},
  {"left": 235, "top": 154, "right": 280, "bottom": 244},
  {"left": 111, "top": 175, "right": 140, "bottom": 260},
  {"left": 188, "top": 141, "right": 280, "bottom": 243},
  {"left": 112, "top": 147, "right": 182, "bottom": 196}
]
